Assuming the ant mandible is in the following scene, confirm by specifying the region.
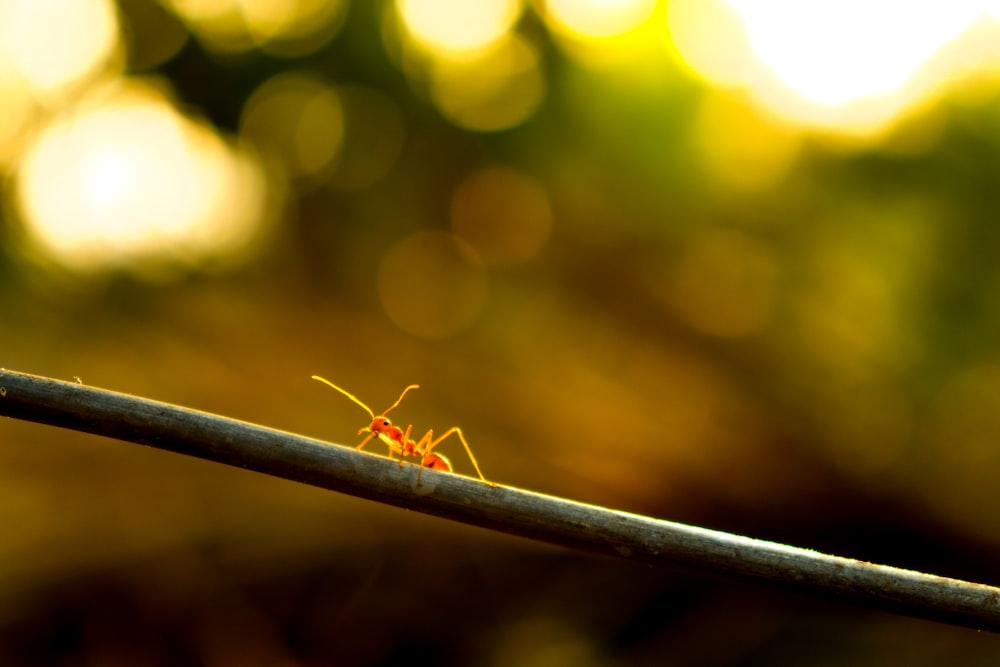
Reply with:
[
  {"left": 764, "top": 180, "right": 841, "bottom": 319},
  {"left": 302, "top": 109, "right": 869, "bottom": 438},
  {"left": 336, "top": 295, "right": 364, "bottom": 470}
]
[{"left": 312, "top": 375, "right": 493, "bottom": 486}]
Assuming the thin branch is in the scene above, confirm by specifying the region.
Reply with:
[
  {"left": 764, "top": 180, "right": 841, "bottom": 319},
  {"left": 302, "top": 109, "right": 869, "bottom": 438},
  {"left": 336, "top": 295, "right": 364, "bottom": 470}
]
[{"left": 1, "top": 368, "right": 998, "bottom": 632}]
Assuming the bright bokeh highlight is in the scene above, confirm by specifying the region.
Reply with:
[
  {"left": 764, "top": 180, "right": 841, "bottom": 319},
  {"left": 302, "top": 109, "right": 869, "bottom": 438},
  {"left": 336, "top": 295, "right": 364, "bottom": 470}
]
[
  {"left": 0, "top": 0, "right": 119, "bottom": 98},
  {"left": 542, "top": 0, "right": 660, "bottom": 66},
  {"left": 0, "top": 0, "right": 119, "bottom": 155},
  {"left": 241, "top": 0, "right": 348, "bottom": 56},
  {"left": 669, "top": 0, "right": 1000, "bottom": 135},
  {"left": 545, "top": 0, "right": 656, "bottom": 40},
  {"left": 727, "top": 0, "right": 983, "bottom": 105},
  {"left": 397, "top": 0, "right": 521, "bottom": 56},
  {"left": 385, "top": 0, "right": 544, "bottom": 133},
  {"left": 16, "top": 83, "right": 267, "bottom": 270},
  {"left": 666, "top": 0, "right": 752, "bottom": 87},
  {"left": 428, "top": 33, "right": 545, "bottom": 131}
]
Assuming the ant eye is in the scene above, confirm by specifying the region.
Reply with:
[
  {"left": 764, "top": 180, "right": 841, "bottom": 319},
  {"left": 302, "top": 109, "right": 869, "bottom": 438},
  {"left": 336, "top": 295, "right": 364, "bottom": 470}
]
[{"left": 383, "top": 420, "right": 389, "bottom": 426}]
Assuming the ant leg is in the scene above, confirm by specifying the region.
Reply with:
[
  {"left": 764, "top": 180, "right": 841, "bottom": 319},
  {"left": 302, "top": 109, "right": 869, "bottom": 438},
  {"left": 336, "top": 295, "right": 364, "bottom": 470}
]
[
  {"left": 396, "top": 425, "right": 415, "bottom": 469},
  {"left": 413, "top": 453, "right": 452, "bottom": 485},
  {"left": 411, "top": 429, "right": 437, "bottom": 486},
  {"left": 422, "top": 427, "right": 493, "bottom": 486},
  {"left": 355, "top": 431, "right": 377, "bottom": 451},
  {"left": 410, "top": 435, "right": 452, "bottom": 485}
]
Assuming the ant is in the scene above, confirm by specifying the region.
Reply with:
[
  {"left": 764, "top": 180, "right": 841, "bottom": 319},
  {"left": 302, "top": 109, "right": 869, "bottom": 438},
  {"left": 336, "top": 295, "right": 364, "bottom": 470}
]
[{"left": 312, "top": 375, "right": 493, "bottom": 486}]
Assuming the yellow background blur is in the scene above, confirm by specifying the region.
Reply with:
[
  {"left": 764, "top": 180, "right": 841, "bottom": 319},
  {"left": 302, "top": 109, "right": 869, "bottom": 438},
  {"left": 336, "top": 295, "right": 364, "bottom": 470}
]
[{"left": 3, "top": 0, "right": 1000, "bottom": 663}]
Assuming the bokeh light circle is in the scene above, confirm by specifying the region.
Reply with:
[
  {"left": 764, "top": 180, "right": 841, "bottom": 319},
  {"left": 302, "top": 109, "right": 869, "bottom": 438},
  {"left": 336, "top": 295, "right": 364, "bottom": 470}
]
[
  {"left": 377, "top": 231, "right": 488, "bottom": 338},
  {"left": 165, "top": 0, "right": 346, "bottom": 56},
  {"left": 397, "top": 0, "right": 521, "bottom": 55},
  {"left": 728, "top": 0, "right": 982, "bottom": 106},
  {"left": 326, "top": 85, "right": 406, "bottom": 191},
  {"left": 666, "top": 0, "right": 753, "bottom": 87},
  {"left": 15, "top": 82, "right": 267, "bottom": 270},
  {"left": 240, "top": 71, "right": 344, "bottom": 185},
  {"left": 429, "top": 33, "right": 545, "bottom": 132},
  {"left": 1, "top": 0, "right": 120, "bottom": 98},
  {"left": 544, "top": 0, "right": 656, "bottom": 40},
  {"left": 450, "top": 166, "right": 552, "bottom": 266}
]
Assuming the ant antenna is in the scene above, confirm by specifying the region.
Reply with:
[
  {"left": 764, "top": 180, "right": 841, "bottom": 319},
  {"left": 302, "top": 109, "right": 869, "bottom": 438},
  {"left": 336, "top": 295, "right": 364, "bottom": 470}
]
[
  {"left": 313, "top": 376, "right": 421, "bottom": 418},
  {"left": 312, "top": 375, "right": 375, "bottom": 420},
  {"left": 383, "top": 384, "right": 419, "bottom": 416}
]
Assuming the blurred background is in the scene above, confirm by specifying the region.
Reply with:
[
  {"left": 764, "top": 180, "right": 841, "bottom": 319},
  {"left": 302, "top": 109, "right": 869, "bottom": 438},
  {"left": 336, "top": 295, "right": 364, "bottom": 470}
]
[{"left": 3, "top": 0, "right": 1000, "bottom": 663}]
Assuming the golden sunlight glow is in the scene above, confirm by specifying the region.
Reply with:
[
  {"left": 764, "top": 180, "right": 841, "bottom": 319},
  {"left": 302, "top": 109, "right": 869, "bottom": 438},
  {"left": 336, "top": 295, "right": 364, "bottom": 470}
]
[
  {"left": 16, "top": 83, "right": 267, "bottom": 269},
  {"left": 428, "top": 33, "right": 545, "bottom": 131},
  {"left": 397, "top": 0, "right": 521, "bottom": 55},
  {"left": 0, "top": 66, "right": 36, "bottom": 167},
  {"left": 695, "top": 93, "right": 799, "bottom": 191},
  {"left": 727, "top": 0, "right": 983, "bottom": 105},
  {"left": 543, "top": 0, "right": 662, "bottom": 67},
  {"left": 669, "top": 0, "right": 1000, "bottom": 135},
  {"left": 545, "top": 0, "right": 656, "bottom": 40},
  {"left": 241, "top": 0, "right": 347, "bottom": 56},
  {"left": 666, "top": 0, "right": 752, "bottom": 87},
  {"left": 0, "top": 0, "right": 119, "bottom": 97}
]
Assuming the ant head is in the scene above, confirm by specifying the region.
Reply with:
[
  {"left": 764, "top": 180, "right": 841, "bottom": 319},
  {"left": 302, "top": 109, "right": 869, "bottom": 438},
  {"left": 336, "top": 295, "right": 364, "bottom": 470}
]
[{"left": 366, "top": 416, "right": 393, "bottom": 434}]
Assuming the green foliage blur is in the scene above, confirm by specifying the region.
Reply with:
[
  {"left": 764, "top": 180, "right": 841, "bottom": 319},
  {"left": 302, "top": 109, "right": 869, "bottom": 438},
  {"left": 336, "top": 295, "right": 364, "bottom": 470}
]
[{"left": 2, "top": 1, "right": 1000, "bottom": 664}]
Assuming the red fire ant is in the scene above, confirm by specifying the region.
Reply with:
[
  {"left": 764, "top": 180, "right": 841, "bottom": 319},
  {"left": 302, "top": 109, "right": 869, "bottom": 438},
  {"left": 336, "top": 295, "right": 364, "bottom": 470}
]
[{"left": 312, "top": 375, "right": 493, "bottom": 486}]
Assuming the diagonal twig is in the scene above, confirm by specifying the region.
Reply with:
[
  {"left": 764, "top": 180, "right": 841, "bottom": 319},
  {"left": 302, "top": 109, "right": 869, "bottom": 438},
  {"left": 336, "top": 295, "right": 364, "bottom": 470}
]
[{"left": 1, "top": 368, "right": 998, "bottom": 632}]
